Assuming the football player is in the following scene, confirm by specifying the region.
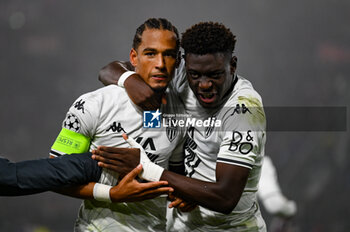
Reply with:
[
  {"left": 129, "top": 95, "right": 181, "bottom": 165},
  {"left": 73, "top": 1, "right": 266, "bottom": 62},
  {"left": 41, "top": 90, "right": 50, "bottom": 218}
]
[
  {"left": 49, "top": 18, "right": 186, "bottom": 231},
  {"left": 97, "top": 22, "right": 267, "bottom": 231}
]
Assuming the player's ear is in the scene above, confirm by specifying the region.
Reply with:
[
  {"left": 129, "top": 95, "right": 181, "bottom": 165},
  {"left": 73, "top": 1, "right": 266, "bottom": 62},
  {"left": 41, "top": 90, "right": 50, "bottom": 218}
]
[
  {"left": 230, "top": 56, "right": 237, "bottom": 75},
  {"left": 129, "top": 48, "right": 138, "bottom": 67}
]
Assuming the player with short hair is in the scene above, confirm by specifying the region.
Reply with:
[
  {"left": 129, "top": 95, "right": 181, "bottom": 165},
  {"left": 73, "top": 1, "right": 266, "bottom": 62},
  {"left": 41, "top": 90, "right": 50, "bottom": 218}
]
[
  {"left": 50, "top": 18, "right": 185, "bottom": 231},
  {"left": 97, "top": 22, "right": 267, "bottom": 231}
]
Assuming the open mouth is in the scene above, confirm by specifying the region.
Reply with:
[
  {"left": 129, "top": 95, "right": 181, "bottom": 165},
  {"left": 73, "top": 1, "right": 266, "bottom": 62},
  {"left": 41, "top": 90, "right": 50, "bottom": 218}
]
[{"left": 198, "top": 92, "right": 217, "bottom": 104}]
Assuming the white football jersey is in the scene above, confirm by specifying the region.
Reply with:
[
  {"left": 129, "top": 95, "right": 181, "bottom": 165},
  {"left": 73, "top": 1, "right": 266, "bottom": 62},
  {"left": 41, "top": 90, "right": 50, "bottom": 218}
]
[
  {"left": 51, "top": 84, "right": 185, "bottom": 232},
  {"left": 167, "top": 61, "right": 267, "bottom": 231}
]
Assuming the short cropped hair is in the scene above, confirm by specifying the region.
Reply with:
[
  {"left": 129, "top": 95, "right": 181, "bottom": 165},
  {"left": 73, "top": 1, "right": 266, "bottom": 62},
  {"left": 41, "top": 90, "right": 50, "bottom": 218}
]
[
  {"left": 132, "top": 18, "right": 180, "bottom": 52},
  {"left": 181, "top": 22, "right": 236, "bottom": 55}
]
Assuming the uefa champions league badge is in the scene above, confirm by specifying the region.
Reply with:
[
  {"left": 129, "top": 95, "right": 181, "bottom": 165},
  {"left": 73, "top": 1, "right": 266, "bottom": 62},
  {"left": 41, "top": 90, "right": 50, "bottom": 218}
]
[{"left": 143, "top": 109, "right": 162, "bottom": 128}]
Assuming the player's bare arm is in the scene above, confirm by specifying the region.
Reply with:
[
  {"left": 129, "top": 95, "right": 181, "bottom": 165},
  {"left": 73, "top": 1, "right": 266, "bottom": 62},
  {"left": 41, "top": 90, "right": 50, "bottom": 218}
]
[
  {"left": 163, "top": 162, "right": 249, "bottom": 214},
  {"left": 99, "top": 61, "right": 160, "bottom": 110},
  {"left": 93, "top": 144, "right": 249, "bottom": 214},
  {"left": 92, "top": 144, "right": 197, "bottom": 212},
  {"left": 54, "top": 164, "right": 173, "bottom": 203},
  {"left": 98, "top": 61, "right": 134, "bottom": 85},
  {"left": 110, "top": 164, "right": 174, "bottom": 202}
]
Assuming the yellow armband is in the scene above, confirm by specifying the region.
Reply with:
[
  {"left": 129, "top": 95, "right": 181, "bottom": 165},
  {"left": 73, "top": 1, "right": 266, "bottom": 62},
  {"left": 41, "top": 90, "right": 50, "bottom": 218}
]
[{"left": 51, "top": 128, "right": 90, "bottom": 155}]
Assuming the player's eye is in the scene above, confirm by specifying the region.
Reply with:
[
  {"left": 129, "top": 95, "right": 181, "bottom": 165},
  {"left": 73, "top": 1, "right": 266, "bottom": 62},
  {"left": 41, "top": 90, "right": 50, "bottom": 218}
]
[
  {"left": 145, "top": 52, "right": 156, "bottom": 57},
  {"left": 209, "top": 71, "right": 225, "bottom": 79},
  {"left": 164, "top": 51, "right": 177, "bottom": 58},
  {"left": 188, "top": 71, "right": 200, "bottom": 79}
]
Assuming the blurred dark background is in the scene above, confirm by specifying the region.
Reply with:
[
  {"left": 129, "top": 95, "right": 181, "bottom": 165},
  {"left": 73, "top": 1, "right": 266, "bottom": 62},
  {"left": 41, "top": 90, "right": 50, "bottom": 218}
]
[{"left": 0, "top": 1, "right": 349, "bottom": 231}]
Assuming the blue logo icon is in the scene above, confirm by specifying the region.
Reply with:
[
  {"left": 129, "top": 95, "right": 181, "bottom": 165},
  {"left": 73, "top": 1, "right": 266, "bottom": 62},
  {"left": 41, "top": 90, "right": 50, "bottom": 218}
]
[{"left": 143, "top": 109, "right": 161, "bottom": 128}]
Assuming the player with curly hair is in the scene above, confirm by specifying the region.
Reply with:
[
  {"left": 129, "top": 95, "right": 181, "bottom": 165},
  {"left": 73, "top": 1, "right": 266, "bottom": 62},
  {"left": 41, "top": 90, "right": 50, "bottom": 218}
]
[
  {"left": 98, "top": 21, "right": 267, "bottom": 231},
  {"left": 181, "top": 22, "right": 236, "bottom": 54}
]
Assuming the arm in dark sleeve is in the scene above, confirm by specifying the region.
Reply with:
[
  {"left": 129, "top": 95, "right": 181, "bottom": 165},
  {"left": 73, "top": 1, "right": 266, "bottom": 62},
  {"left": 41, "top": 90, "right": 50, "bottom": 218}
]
[
  {"left": 0, "top": 153, "right": 102, "bottom": 196},
  {"left": 0, "top": 157, "right": 27, "bottom": 195}
]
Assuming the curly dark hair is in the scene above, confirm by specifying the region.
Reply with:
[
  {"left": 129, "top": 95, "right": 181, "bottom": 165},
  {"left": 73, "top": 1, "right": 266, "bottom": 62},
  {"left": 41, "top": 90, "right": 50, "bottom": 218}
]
[
  {"left": 181, "top": 22, "right": 236, "bottom": 55},
  {"left": 132, "top": 18, "right": 180, "bottom": 52}
]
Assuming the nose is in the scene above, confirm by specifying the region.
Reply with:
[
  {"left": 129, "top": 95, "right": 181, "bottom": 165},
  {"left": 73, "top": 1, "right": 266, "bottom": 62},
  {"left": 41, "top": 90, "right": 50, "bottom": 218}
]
[
  {"left": 155, "top": 54, "right": 165, "bottom": 69},
  {"left": 198, "top": 77, "right": 212, "bottom": 89}
]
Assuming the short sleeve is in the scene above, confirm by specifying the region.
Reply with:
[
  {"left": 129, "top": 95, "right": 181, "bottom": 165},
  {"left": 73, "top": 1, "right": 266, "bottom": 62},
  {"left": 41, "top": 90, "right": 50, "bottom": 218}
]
[
  {"left": 217, "top": 95, "right": 266, "bottom": 169},
  {"left": 50, "top": 92, "right": 100, "bottom": 157}
]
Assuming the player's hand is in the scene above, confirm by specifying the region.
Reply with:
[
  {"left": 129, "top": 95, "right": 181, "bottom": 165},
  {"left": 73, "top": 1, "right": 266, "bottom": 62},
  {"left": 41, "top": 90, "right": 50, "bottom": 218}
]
[
  {"left": 92, "top": 133, "right": 147, "bottom": 176},
  {"left": 168, "top": 193, "right": 198, "bottom": 212},
  {"left": 122, "top": 133, "right": 164, "bottom": 182},
  {"left": 110, "top": 164, "right": 173, "bottom": 202},
  {"left": 94, "top": 133, "right": 164, "bottom": 182},
  {"left": 92, "top": 146, "right": 140, "bottom": 176},
  {"left": 124, "top": 75, "right": 166, "bottom": 110},
  {"left": 98, "top": 61, "right": 164, "bottom": 110}
]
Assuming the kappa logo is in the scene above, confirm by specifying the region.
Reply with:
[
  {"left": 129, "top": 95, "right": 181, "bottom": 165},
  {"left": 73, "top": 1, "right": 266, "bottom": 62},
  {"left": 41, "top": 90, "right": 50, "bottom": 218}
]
[
  {"left": 74, "top": 99, "right": 85, "bottom": 114},
  {"left": 106, "top": 122, "right": 126, "bottom": 133},
  {"left": 230, "top": 104, "right": 251, "bottom": 116},
  {"left": 143, "top": 109, "right": 161, "bottom": 128}
]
